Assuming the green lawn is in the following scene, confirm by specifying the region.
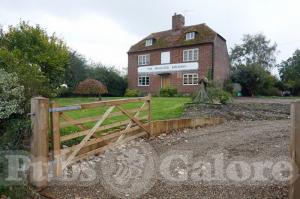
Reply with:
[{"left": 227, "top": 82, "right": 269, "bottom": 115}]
[
  {"left": 54, "top": 97, "right": 190, "bottom": 120},
  {"left": 53, "top": 97, "right": 190, "bottom": 145}
]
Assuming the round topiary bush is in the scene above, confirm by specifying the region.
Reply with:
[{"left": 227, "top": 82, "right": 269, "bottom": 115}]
[{"left": 75, "top": 79, "right": 108, "bottom": 99}]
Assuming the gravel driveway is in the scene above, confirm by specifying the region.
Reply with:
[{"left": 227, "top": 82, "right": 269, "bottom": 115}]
[
  {"left": 43, "top": 119, "right": 291, "bottom": 199},
  {"left": 144, "top": 119, "right": 290, "bottom": 199}
]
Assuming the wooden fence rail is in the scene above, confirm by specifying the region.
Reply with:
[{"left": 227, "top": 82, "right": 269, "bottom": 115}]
[
  {"left": 30, "top": 95, "right": 151, "bottom": 188},
  {"left": 29, "top": 95, "right": 224, "bottom": 189},
  {"left": 51, "top": 95, "right": 152, "bottom": 176}
]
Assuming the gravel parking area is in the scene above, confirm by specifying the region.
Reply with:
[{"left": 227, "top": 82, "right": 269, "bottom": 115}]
[
  {"left": 43, "top": 119, "right": 290, "bottom": 199},
  {"left": 144, "top": 120, "right": 290, "bottom": 199},
  {"left": 42, "top": 98, "right": 292, "bottom": 199}
]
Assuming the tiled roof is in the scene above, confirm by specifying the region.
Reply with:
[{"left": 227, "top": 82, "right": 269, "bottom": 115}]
[{"left": 128, "top": 23, "right": 220, "bottom": 53}]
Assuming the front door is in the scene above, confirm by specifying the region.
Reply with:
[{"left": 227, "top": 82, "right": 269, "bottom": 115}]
[{"left": 161, "top": 74, "right": 170, "bottom": 88}]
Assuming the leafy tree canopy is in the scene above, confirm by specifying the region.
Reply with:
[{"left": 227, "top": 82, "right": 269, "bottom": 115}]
[
  {"left": 279, "top": 49, "right": 300, "bottom": 94},
  {"left": 64, "top": 51, "right": 89, "bottom": 90},
  {"left": 87, "top": 64, "right": 127, "bottom": 96},
  {"left": 231, "top": 64, "right": 280, "bottom": 96},
  {"left": 0, "top": 21, "right": 69, "bottom": 98},
  {"left": 230, "top": 33, "right": 277, "bottom": 69}
]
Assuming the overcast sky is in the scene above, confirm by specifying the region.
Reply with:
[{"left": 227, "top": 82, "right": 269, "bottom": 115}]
[{"left": 1, "top": 0, "right": 300, "bottom": 73}]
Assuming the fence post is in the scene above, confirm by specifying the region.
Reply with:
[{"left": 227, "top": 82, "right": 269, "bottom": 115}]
[
  {"left": 51, "top": 102, "right": 62, "bottom": 177},
  {"left": 290, "top": 101, "right": 300, "bottom": 199},
  {"left": 30, "top": 97, "right": 49, "bottom": 188},
  {"left": 147, "top": 94, "right": 152, "bottom": 136}
]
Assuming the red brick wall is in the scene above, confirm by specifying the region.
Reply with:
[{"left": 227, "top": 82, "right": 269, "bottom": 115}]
[
  {"left": 128, "top": 44, "right": 214, "bottom": 95},
  {"left": 213, "top": 36, "right": 230, "bottom": 84}
]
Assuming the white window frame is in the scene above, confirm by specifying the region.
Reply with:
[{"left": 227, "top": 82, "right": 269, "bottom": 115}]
[
  {"left": 145, "top": 39, "right": 153, "bottom": 46},
  {"left": 138, "top": 76, "right": 150, "bottom": 86},
  {"left": 183, "top": 48, "right": 198, "bottom": 62},
  {"left": 185, "top": 32, "right": 195, "bottom": 40},
  {"left": 183, "top": 73, "right": 198, "bottom": 85},
  {"left": 161, "top": 51, "right": 170, "bottom": 64},
  {"left": 138, "top": 54, "right": 150, "bottom": 66}
]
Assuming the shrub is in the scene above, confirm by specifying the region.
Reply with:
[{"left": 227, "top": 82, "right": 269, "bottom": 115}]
[
  {"left": 75, "top": 79, "right": 108, "bottom": 99},
  {"left": 219, "top": 91, "right": 232, "bottom": 104},
  {"left": 224, "top": 79, "right": 234, "bottom": 94},
  {"left": 0, "top": 69, "right": 25, "bottom": 119},
  {"left": 0, "top": 116, "right": 31, "bottom": 150},
  {"left": 259, "top": 87, "right": 281, "bottom": 96},
  {"left": 207, "top": 86, "right": 232, "bottom": 104},
  {"left": 160, "top": 86, "right": 177, "bottom": 97},
  {"left": 124, "top": 89, "right": 139, "bottom": 97},
  {"left": 57, "top": 84, "right": 73, "bottom": 97}
]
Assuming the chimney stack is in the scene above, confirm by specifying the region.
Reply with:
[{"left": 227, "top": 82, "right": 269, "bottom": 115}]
[{"left": 172, "top": 13, "right": 185, "bottom": 30}]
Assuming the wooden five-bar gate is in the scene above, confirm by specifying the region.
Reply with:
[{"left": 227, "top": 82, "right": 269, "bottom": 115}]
[{"left": 30, "top": 95, "right": 152, "bottom": 188}]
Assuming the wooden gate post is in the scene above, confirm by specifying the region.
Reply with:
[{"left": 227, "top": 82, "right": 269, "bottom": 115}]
[
  {"left": 290, "top": 101, "right": 300, "bottom": 199},
  {"left": 30, "top": 97, "right": 49, "bottom": 188},
  {"left": 51, "top": 102, "right": 62, "bottom": 177}
]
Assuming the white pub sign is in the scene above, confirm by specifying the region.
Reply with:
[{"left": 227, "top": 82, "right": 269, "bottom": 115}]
[{"left": 138, "top": 62, "right": 198, "bottom": 74}]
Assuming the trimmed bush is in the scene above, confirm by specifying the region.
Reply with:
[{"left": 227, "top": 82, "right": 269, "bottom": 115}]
[
  {"left": 75, "top": 79, "right": 108, "bottom": 100},
  {"left": 160, "top": 86, "right": 177, "bottom": 97},
  {"left": 124, "top": 89, "right": 139, "bottom": 97}
]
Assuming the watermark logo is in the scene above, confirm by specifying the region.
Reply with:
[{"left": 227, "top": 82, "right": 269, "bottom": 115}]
[
  {"left": 158, "top": 149, "right": 297, "bottom": 185},
  {"left": 97, "top": 140, "right": 157, "bottom": 198},
  {"left": 0, "top": 146, "right": 298, "bottom": 198}
]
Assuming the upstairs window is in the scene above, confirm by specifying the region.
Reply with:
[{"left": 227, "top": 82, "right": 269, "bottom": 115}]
[
  {"left": 145, "top": 39, "right": 153, "bottom": 46},
  {"left": 138, "top": 76, "right": 150, "bottom": 86},
  {"left": 185, "top": 32, "right": 195, "bottom": 40},
  {"left": 183, "top": 73, "right": 198, "bottom": 85},
  {"left": 183, "top": 48, "right": 198, "bottom": 62},
  {"left": 138, "top": 54, "right": 150, "bottom": 65},
  {"left": 161, "top": 51, "right": 170, "bottom": 64}
]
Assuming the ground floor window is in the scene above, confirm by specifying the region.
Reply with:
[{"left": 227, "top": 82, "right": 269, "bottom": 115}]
[
  {"left": 183, "top": 73, "right": 198, "bottom": 85},
  {"left": 138, "top": 76, "right": 150, "bottom": 86}
]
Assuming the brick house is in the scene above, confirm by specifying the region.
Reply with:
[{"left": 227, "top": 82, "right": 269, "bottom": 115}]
[{"left": 127, "top": 13, "right": 230, "bottom": 95}]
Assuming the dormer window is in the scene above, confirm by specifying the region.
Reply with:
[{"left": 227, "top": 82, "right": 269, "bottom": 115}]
[
  {"left": 145, "top": 39, "right": 153, "bottom": 46},
  {"left": 185, "top": 32, "right": 195, "bottom": 40}
]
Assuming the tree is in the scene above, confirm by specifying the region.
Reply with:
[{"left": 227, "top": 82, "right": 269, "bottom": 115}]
[
  {"left": 87, "top": 64, "right": 127, "bottom": 96},
  {"left": 230, "top": 33, "right": 277, "bottom": 69},
  {"left": 0, "top": 21, "right": 69, "bottom": 99},
  {"left": 231, "top": 64, "right": 279, "bottom": 96},
  {"left": 64, "top": 51, "right": 88, "bottom": 90},
  {"left": 279, "top": 49, "right": 300, "bottom": 95},
  {"left": 75, "top": 79, "right": 108, "bottom": 99}
]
